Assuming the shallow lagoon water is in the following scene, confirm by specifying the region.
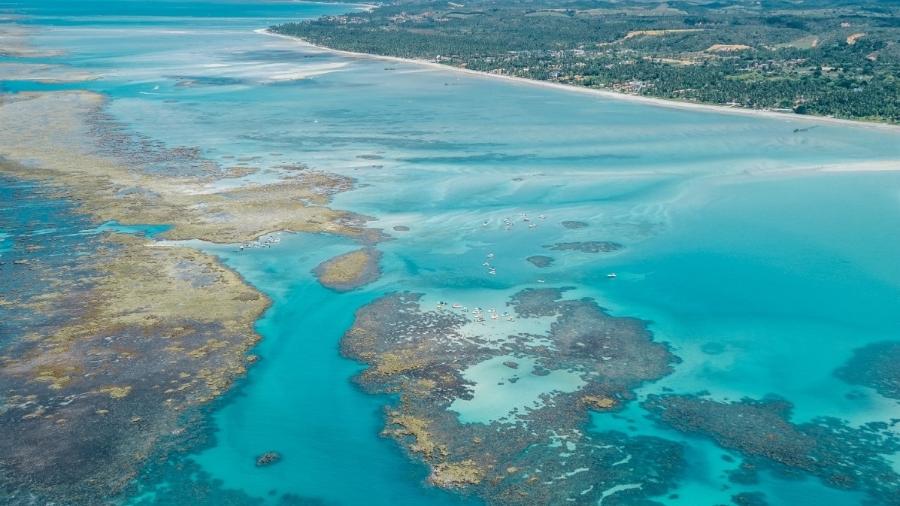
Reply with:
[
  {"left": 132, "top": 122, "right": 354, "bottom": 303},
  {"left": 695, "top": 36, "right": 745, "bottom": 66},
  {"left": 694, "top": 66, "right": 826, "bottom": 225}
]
[
  {"left": 0, "top": 231, "right": 10, "bottom": 255},
  {"left": 3, "top": 1, "right": 900, "bottom": 504},
  {"left": 449, "top": 355, "right": 585, "bottom": 424},
  {"left": 185, "top": 233, "right": 472, "bottom": 505}
]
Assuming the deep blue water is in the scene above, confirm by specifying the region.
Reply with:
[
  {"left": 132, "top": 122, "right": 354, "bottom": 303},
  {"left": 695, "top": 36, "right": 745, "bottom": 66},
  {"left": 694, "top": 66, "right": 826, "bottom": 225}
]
[{"left": 3, "top": 1, "right": 900, "bottom": 504}]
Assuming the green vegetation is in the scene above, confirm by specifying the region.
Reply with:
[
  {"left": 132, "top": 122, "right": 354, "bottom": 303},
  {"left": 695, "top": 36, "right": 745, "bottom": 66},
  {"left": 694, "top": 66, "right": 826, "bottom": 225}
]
[{"left": 272, "top": 0, "right": 900, "bottom": 123}]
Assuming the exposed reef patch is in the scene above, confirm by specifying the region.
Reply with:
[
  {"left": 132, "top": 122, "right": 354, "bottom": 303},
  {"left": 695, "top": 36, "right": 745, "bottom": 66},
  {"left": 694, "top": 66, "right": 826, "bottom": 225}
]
[
  {"left": 643, "top": 394, "right": 900, "bottom": 505},
  {"left": 543, "top": 241, "right": 623, "bottom": 253},
  {"left": 342, "top": 287, "right": 682, "bottom": 503},
  {"left": 313, "top": 247, "right": 382, "bottom": 292},
  {"left": 834, "top": 341, "right": 900, "bottom": 400},
  {"left": 525, "top": 255, "right": 554, "bottom": 268}
]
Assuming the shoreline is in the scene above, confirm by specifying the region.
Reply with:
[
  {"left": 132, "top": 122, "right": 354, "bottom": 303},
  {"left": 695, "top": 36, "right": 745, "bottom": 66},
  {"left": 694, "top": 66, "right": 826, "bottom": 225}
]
[{"left": 258, "top": 28, "right": 900, "bottom": 132}]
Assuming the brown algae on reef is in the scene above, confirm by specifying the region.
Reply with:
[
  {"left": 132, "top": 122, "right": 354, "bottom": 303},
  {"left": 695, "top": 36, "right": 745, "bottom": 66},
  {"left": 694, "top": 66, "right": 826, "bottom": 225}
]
[{"left": 313, "top": 247, "right": 383, "bottom": 292}]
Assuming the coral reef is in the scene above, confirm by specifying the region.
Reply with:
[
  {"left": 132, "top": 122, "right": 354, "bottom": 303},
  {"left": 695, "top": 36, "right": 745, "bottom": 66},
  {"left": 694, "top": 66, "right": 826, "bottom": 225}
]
[
  {"left": 834, "top": 341, "right": 900, "bottom": 400},
  {"left": 341, "top": 288, "right": 682, "bottom": 504},
  {"left": 525, "top": 255, "right": 554, "bottom": 268},
  {"left": 0, "top": 88, "right": 380, "bottom": 503},
  {"left": 643, "top": 394, "right": 900, "bottom": 504},
  {"left": 543, "top": 241, "right": 623, "bottom": 253}
]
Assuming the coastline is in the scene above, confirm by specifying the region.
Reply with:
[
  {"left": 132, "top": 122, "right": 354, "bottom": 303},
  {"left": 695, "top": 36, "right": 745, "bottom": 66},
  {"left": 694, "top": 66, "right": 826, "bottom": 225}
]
[{"left": 258, "top": 28, "right": 900, "bottom": 132}]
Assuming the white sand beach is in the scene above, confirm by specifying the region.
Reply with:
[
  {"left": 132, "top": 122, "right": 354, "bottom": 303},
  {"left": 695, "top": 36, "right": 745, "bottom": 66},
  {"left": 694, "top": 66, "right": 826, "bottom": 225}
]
[{"left": 258, "top": 28, "right": 900, "bottom": 133}]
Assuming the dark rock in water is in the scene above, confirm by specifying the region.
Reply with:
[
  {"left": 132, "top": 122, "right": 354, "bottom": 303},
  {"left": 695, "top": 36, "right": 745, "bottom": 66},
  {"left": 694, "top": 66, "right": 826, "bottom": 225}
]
[
  {"left": 256, "top": 451, "right": 281, "bottom": 467},
  {"left": 727, "top": 462, "right": 759, "bottom": 485},
  {"left": 393, "top": 225, "right": 410, "bottom": 232},
  {"left": 525, "top": 255, "right": 554, "bottom": 268},
  {"left": 543, "top": 241, "right": 623, "bottom": 253},
  {"left": 561, "top": 220, "right": 588, "bottom": 229},
  {"left": 835, "top": 340, "right": 900, "bottom": 400},
  {"left": 531, "top": 366, "right": 550, "bottom": 376},
  {"left": 732, "top": 491, "right": 768, "bottom": 506},
  {"left": 503, "top": 361, "right": 519, "bottom": 369}
]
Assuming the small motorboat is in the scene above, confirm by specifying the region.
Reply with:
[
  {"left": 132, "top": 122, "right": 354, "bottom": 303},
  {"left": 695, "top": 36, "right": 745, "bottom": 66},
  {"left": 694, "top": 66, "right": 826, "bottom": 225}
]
[{"left": 606, "top": 273, "right": 617, "bottom": 279}]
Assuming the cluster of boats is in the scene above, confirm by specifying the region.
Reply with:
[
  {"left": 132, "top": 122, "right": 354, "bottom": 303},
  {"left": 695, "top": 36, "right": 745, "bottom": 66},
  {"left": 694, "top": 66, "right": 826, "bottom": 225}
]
[
  {"left": 436, "top": 301, "right": 515, "bottom": 322},
  {"left": 482, "top": 252, "right": 497, "bottom": 276},
  {"left": 482, "top": 212, "right": 547, "bottom": 231},
  {"left": 238, "top": 235, "right": 281, "bottom": 251}
]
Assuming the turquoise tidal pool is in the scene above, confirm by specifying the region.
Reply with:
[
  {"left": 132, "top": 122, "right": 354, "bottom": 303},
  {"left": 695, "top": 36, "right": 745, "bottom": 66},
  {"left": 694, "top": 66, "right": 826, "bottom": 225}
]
[{"left": 3, "top": 1, "right": 900, "bottom": 504}]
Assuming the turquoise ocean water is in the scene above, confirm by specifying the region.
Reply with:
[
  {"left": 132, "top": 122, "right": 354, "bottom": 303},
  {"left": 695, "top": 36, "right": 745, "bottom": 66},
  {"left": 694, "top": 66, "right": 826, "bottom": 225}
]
[{"left": 3, "top": 1, "right": 900, "bottom": 504}]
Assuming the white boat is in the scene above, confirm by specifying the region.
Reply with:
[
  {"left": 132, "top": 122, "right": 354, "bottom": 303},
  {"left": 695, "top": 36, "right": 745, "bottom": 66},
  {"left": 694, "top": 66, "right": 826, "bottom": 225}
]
[{"left": 607, "top": 273, "right": 617, "bottom": 279}]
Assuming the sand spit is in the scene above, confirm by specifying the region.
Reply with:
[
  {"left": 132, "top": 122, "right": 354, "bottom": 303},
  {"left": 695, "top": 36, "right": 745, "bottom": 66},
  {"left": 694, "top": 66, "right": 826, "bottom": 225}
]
[{"left": 259, "top": 29, "right": 900, "bottom": 132}]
